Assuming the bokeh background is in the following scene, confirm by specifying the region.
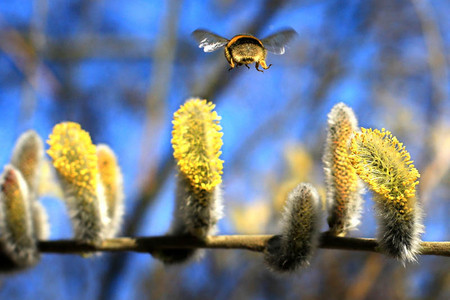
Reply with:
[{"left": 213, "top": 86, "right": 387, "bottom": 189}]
[{"left": 1, "top": 0, "right": 449, "bottom": 299}]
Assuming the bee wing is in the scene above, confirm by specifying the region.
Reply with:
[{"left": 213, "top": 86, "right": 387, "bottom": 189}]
[
  {"left": 261, "top": 28, "right": 298, "bottom": 55},
  {"left": 192, "top": 29, "right": 229, "bottom": 52}
]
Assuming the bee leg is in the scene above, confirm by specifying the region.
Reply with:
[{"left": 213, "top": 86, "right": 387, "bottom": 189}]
[
  {"left": 245, "top": 64, "right": 250, "bottom": 69},
  {"left": 260, "top": 60, "right": 272, "bottom": 70},
  {"left": 228, "top": 59, "right": 236, "bottom": 71},
  {"left": 255, "top": 63, "right": 264, "bottom": 72}
]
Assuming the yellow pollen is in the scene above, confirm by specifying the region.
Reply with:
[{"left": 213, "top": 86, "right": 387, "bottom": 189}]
[
  {"left": 171, "top": 98, "right": 223, "bottom": 194},
  {"left": 349, "top": 128, "right": 420, "bottom": 217},
  {"left": 47, "top": 122, "right": 98, "bottom": 197}
]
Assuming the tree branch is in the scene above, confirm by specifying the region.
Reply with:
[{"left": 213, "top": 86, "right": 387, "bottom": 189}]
[{"left": 37, "top": 234, "right": 450, "bottom": 257}]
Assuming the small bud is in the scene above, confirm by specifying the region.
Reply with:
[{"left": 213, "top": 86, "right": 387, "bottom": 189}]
[
  {"left": 350, "top": 128, "right": 424, "bottom": 263},
  {"left": 97, "top": 144, "right": 124, "bottom": 238},
  {"left": 264, "top": 183, "right": 321, "bottom": 272},
  {"left": 47, "top": 122, "right": 108, "bottom": 243},
  {"left": 10, "top": 130, "right": 44, "bottom": 195},
  {"left": 323, "top": 103, "right": 364, "bottom": 236},
  {"left": 0, "top": 165, "right": 39, "bottom": 270},
  {"left": 10, "top": 130, "right": 50, "bottom": 240},
  {"left": 155, "top": 98, "right": 224, "bottom": 264}
]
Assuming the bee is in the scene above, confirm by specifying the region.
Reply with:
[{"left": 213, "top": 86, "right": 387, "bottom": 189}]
[{"left": 192, "top": 28, "right": 297, "bottom": 72}]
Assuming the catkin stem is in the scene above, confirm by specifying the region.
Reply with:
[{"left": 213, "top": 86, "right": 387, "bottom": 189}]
[{"left": 37, "top": 234, "right": 450, "bottom": 256}]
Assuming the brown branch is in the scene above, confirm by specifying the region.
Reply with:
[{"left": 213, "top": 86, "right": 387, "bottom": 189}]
[{"left": 38, "top": 234, "right": 450, "bottom": 257}]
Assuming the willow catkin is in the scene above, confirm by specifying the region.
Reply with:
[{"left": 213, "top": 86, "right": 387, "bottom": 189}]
[
  {"left": 47, "top": 122, "right": 108, "bottom": 243},
  {"left": 264, "top": 183, "right": 321, "bottom": 272},
  {"left": 97, "top": 144, "right": 124, "bottom": 238},
  {"left": 11, "top": 130, "right": 50, "bottom": 240},
  {"left": 0, "top": 165, "right": 39, "bottom": 270},
  {"left": 350, "top": 128, "right": 423, "bottom": 263},
  {"left": 323, "top": 103, "right": 364, "bottom": 236},
  {"left": 154, "top": 98, "right": 224, "bottom": 264}
]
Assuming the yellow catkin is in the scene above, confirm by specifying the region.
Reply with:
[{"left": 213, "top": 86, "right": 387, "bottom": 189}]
[
  {"left": 171, "top": 98, "right": 224, "bottom": 195},
  {"left": 47, "top": 122, "right": 98, "bottom": 198},
  {"left": 330, "top": 119, "right": 358, "bottom": 207},
  {"left": 350, "top": 128, "right": 420, "bottom": 219},
  {"left": 324, "top": 103, "right": 362, "bottom": 235}
]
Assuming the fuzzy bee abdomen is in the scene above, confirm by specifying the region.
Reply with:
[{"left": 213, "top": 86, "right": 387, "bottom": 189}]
[
  {"left": 225, "top": 36, "right": 267, "bottom": 67},
  {"left": 230, "top": 43, "right": 265, "bottom": 63}
]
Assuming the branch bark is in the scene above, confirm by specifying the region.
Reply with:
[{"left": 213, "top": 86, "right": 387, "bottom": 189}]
[{"left": 38, "top": 234, "right": 450, "bottom": 257}]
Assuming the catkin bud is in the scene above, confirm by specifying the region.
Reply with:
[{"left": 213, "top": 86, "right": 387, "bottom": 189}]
[
  {"left": 350, "top": 128, "right": 424, "bottom": 263},
  {"left": 264, "top": 183, "right": 321, "bottom": 272},
  {"left": 10, "top": 130, "right": 50, "bottom": 240},
  {"left": 0, "top": 165, "right": 39, "bottom": 271},
  {"left": 155, "top": 98, "right": 224, "bottom": 264},
  {"left": 47, "top": 122, "right": 108, "bottom": 243},
  {"left": 10, "top": 130, "right": 43, "bottom": 195},
  {"left": 323, "top": 103, "right": 364, "bottom": 236},
  {"left": 32, "top": 201, "right": 50, "bottom": 240},
  {"left": 97, "top": 144, "right": 124, "bottom": 238}
]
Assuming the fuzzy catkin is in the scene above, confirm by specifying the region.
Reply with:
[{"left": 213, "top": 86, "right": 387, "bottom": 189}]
[
  {"left": 154, "top": 171, "right": 223, "bottom": 264},
  {"left": 350, "top": 128, "right": 423, "bottom": 263},
  {"left": 47, "top": 122, "right": 108, "bottom": 243},
  {"left": 172, "top": 173, "right": 223, "bottom": 238},
  {"left": 323, "top": 103, "right": 363, "bottom": 236},
  {"left": 97, "top": 144, "right": 124, "bottom": 238},
  {"left": 264, "top": 183, "right": 321, "bottom": 272},
  {"left": 11, "top": 130, "right": 50, "bottom": 240},
  {"left": 375, "top": 197, "right": 424, "bottom": 263},
  {"left": 171, "top": 99, "right": 223, "bottom": 194},
  {"left": 154, "top": 99, "right": 224, "bottom": 264},
  {"left": 10, "top": 130, "right": 44, "bottom": 195},
  {"left": 0, "top": 165, "right": 40, "bottom": 271},
  {"left": 58, "top": 178, "right": 108, "bottom": 243}
]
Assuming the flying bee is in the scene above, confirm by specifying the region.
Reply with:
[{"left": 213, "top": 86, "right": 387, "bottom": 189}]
[{"left": 192, "top": 28, "right": 297, "bottom": 72}]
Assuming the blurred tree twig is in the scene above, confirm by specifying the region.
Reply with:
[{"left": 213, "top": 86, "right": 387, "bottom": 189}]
[
  {"left": 410, "top": 0, "right": 448, "bottom": 124},
  {"left": 345, "top": 254, "right": 385, "bottom": 300}
]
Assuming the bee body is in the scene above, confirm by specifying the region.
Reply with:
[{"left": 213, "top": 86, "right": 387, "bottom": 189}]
[
  {"left": 192, "top": 28, "right": 297, "bottom": 72},
  {"left": 224, "top": 35, "right": 269, "bottom": 71}
]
